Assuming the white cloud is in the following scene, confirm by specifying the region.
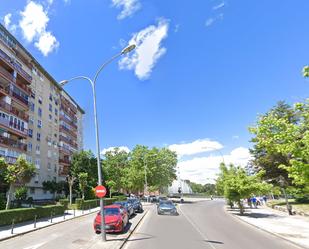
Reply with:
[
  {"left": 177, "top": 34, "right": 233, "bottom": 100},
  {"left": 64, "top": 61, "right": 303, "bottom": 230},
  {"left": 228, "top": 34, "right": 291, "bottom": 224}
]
[
  {"left": 19, "top": 1, "right": 49, "bottom": 42},
  {"left": 18, "top": 1, "right": 59, "bottom": 56},
  {"left": 4, "top": 13, "right": 12, "bottom": 28},
  {"left": 168, "top": 138, "right": 223, "bottom": 157},
  {"left": 119, "top": 18, "right": 169, "bottom": 80},
  {"left": 35, "top": 31, "right": 59, "bottom": 56},
  {"left": 101, "top": 146, "right": 130, "bottom": 155},
  {"left": 3, "top": 13, "right": 17, "bottom": 33},
  {"left": 232, "top": 135, "right": 239, "bottom": 139},
  {"left": 205, "top": 13, "right": 224, "bottom": 28},
  {"left": 213, "top": 2, "right": 225, "bottom": 10},
  {"left": 112, "top": 0, "right": 141, "bottom": 20},
  {"left": 205, "top": 18, "right": 215, "bottom": 27},
  {"left": 178, "top": 147, "right": 252, "bottom": 184}
]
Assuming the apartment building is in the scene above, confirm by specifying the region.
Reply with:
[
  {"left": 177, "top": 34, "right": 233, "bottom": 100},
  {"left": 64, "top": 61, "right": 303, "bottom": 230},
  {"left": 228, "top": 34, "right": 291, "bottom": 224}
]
[{"left": 0, "top": 24, "right": 84, "bottom": 199}]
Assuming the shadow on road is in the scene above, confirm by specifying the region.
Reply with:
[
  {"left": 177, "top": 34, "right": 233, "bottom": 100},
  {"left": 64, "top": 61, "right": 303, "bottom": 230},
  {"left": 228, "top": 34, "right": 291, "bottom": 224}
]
[
  {"left": 204, "top": 240, "right": 224, "bottom": 245},
  {"left": 235, "top": 213, "right": 277, "bottom": 219}
]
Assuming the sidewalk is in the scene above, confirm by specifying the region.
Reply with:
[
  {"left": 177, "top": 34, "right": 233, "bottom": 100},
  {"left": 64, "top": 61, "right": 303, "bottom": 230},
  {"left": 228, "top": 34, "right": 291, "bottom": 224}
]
[
  {"left": 228, "top": 205, "right": 309, "bottom": 249},
  {"left": 0, "top": 207, "right": 100, "bottom": 241}
]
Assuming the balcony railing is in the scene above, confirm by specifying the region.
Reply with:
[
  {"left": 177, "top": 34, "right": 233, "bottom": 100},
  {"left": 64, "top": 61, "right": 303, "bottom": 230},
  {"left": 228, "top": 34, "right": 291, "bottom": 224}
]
[
  {"left": 60, "top": 115, "right": 78, "bottom": 130},
  {"left": 0, "top": 48, "right": 32, "bottom": 84},
  {"left": 58, "top": 165, "right": 69, "bottom": 176},
  {"left": 0, "top": 135, "right": 27, "bottom": 152},
  {"left": 11, "top": 91, "right": 28, "bottom": 106},
  {"left": 59, "top": 158, "right": 71, "bottom": 165},
  {"left": 59, "top": 125, "right": 77, "bottom": 139},
  {"left": 59, "top": 146, "right": 73, "bottom": 155},
  {"left": 59, "top": 135, "right": 78, "bottom": 149},
  {"left": 0, "top": 66, "right": 14, "bottom": 83},
  {"left": 0, "top": 100, "right": 29, "bottom": 121}
]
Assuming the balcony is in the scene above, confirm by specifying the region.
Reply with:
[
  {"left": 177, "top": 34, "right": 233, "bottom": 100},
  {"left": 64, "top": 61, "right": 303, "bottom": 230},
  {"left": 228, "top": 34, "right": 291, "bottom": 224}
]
[
  {"left": 59, "top": 158, "right": 71, "bottom": 165},
  {"left": 59, "top": 125, "right": 77, "bottom": 139},
  {"left": 0, "top": 135, "right": 27, "bottom": 152},
  {"left": 58, "top": 165, "right": 69, "bottom": 176},
  {"left": 59, "top": 146, "right": 73, "bottom": 155},
  {"left": 11, "top": 91, "right": 28, "bottom": 107},
  {"left": 0, "top": 48, "right": 32, "bottom": 84},
  {"left": 59, "top": 135, "right": 78, "bottom": 149},
  {"left": 0, "top": 66, "right": 14, "bottom": 83},
  {"left": 60, "top": 115, "right": 78, "bottom": 130},
  {"left": 0, "top": 100, "right": 29, "bottom": 121}
]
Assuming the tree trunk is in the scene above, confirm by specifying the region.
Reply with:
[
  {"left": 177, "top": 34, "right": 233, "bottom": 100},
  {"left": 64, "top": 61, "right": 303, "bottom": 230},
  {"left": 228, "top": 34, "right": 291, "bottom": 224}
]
[
  {"left": 238, "top": 200, "right": 244, "bottom": 215},
  {"left": 82, "top": 190, "right": 85, "bottom": 200},
  {"left": 69, "top": 184, "right": 73, "bottom": 205},
  {"left": 282, "top": 188, "right": 292, "bottom": 215},
  {"left": 6, "top": 184, "right": 13, "bottom": 210}
]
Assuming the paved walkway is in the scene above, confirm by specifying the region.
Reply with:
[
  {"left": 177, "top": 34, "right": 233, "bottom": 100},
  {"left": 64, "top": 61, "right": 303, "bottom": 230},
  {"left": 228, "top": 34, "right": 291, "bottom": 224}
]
[
  {"left": 0, "top": 207, "right": 100, "bottom": 241},
  {"left": 228, "top": 205, "right": 309, "bottom": 249}
]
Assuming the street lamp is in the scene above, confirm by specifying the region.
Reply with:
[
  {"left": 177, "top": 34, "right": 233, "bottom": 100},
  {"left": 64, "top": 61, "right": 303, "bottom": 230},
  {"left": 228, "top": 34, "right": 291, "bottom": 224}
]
[{"left": 59, "top": 44, "right": 136, "bottom": 241}]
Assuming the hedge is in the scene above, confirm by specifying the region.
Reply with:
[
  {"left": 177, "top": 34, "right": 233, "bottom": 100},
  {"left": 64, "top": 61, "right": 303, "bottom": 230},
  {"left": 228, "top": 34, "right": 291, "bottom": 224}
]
[
  {"left": 59, "top": 199, "right": 69, "bottom": 209},
  {"left": 0, "top": 204, "right": 65, "bottom": 226},
  {"left": 75, "top": 197, "right": 126, "bottom": 210}
]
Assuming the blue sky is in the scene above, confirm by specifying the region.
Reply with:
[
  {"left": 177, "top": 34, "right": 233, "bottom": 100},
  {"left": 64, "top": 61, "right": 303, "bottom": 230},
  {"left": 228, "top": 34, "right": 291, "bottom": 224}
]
[{"left": 1, "top": 0, "right": 308, "bottom": 183}]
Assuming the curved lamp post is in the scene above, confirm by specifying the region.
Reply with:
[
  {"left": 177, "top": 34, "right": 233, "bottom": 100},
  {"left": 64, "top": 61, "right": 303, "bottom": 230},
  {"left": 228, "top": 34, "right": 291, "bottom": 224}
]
[{"left": 59, "top": 44, "right": 136, "bottom": 241}]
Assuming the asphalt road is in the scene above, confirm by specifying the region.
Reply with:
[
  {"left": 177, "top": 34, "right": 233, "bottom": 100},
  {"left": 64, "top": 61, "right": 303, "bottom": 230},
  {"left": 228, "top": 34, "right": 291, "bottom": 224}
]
[{"left": 123, "top": 200, "right": 301, "bottom": 249}]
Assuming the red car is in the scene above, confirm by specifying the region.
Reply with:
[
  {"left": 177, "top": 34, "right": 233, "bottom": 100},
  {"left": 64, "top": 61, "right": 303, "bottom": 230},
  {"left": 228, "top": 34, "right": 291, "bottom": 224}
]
[{"left": 93, "top": 205, "right": 129, "bottom": 234}]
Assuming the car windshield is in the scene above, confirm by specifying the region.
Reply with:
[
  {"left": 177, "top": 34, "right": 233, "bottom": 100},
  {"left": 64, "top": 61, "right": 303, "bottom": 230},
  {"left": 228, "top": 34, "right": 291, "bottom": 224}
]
[
  {"left": 159, "top": 203, "right": 174, "bottom": 208},
  {"left": 104, "top": 208, "right": 119, "bottom": 215}
]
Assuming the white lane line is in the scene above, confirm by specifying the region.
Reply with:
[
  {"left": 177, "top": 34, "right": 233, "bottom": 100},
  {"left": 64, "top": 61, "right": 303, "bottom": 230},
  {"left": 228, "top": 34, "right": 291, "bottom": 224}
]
[{"left": 178, "top": 204, "right": 217, "bottom": 249}]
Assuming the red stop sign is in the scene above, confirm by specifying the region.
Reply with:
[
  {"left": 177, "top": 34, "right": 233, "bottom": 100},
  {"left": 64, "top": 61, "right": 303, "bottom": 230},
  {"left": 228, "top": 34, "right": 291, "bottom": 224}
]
[{"left": 95, "top": 185, "right": 107, "bottom": 198}]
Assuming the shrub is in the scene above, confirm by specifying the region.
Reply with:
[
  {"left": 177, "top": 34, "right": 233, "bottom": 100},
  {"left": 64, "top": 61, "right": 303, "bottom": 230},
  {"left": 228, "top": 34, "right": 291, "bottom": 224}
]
[
  {"left": 0, "top": 194, "right": 6, "bottom": 210},
  {"left": 59, "top": 199, "right": 69, "bottom": 209},
  {"left": 74, "top": 197, "right": 124, "bottom": 210},
  {"left": 295, "top": 195, "right": 309, "bottom": 204},
  {"left": 0, "top": 204, "right": 65, "bottom": 226}
]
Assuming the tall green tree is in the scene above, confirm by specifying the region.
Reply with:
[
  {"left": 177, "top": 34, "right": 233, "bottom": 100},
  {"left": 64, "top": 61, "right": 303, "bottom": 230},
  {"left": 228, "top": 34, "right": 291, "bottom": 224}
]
[
  {"left": 78, "top": 172, "right": 88, "bottom": 200},
  {"left": 217, "top": 163, "right": 272, "bottom": 214},
  {"left": 0, "top": 156, "right": 36, "bottom": 209}
]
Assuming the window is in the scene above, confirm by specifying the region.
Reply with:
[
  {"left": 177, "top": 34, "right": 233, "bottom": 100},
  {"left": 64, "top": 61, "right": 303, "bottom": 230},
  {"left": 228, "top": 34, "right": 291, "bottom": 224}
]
[
  {"left": 49, "top": 114, "right": 52, "bottom": 121},
  {"left": 38, "top": 107, "right": 42, "bottom": 117},
  {"left": 54, "top": 165, "right": 57, "bottom": 173},
  {"left": 29, "top": 102, "right": 35, "bottom": 112},
  {"left": 55, "top": 99, "right": 58, "bottom": 106},
  {"left": 38, "top": 96, "right": 42, "bottom": 104},
  {"left": 34, "top": 174, "right": 39, "bottom": 184},
  {"left": 30, "top": 187, "right": 35, "bottom": 194},
  {"left": 49, "top": 103, "right": 52, "bottom": 112},
  {"left": 48, "top": 150, "right": 52, "bottom": 158},
  {"left": 35, "top": 145, "right": 40, "bottom": 154},
  {"left": 55, "top": 109, "right": 58, "bottom": 116},
  {"left": 35, "top": 159, "right": 40, "bottom": 169},
  {"left": 37, "top": 120, "right": 42, "bottom": 128},
  {"left": 28, "top": 129, "right": 33, "bottom": 138},
  {"left": 28, "top": 142, "right": 32, "bottom": 152},
  {"left": 29, "top": 116, "right": 34, "bottom": 125},
  {"left": 36, "top": 132, "right": 41, "bottom": 141},
  {"left": 54, "top": 133, "right": 57, "bottom": 138},
  {"left": 54, "top": 118, "right": 58, "bottom": 124},
  {"left": 49, "top": 94, "right": 53, "bottom": 101},
  {"left": 47, "top": 162, "right": 51, "bottom": 171}
]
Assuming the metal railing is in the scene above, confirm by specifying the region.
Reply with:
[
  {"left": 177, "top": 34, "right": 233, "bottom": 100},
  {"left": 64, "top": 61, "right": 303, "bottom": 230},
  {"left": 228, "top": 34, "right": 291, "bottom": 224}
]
[{"left": 0, "top": 134, "right": 27, "bottom": 151}]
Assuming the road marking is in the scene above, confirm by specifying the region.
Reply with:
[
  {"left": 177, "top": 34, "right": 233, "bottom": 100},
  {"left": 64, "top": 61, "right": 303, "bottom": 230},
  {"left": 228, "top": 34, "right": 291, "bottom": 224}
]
[
  {"left": 22, "top": 242, "right": 46, "bottom": 249},
  {"left": 178, "top": 204, "right": 217, "bottom": 249}
]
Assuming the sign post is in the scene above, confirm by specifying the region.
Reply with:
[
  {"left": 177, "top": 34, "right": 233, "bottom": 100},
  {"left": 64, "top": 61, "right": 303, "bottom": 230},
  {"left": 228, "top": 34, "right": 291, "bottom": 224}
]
[{"left": 95, "top": 185, "right": 107, "bottom": 237}]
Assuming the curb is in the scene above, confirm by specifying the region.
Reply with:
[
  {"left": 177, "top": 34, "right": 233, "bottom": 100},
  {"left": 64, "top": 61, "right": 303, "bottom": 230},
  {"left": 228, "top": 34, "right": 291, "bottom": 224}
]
[
  {"left": 0, "top": 209, "right": 99, "bottom": 242},
  {"left": 119, "top": 209, "right": 149, "bottom": 249},
  {"left": 224, "top": 206, "right": 308, "bottom": 249}
]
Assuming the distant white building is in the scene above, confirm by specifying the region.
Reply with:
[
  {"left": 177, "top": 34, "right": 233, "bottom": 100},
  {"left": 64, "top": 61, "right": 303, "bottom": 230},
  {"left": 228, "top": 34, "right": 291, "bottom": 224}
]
[{"left": 168, "top": 179, "right": 193, "bottom": 194}]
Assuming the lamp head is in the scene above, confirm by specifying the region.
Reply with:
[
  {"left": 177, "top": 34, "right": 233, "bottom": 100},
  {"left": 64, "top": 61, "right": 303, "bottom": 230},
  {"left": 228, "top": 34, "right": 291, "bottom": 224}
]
[
  {"left": 59, "top": 80, "right": 69, "bottom": 86},
  {"left": 121, "top": 44, "right": 136, "bottom": 55}
]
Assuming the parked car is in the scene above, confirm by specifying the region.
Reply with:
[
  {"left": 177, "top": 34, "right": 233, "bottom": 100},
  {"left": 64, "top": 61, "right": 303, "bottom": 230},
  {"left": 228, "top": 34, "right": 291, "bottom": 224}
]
[
  {"left": 93, "top": 205, "right": 128, "bottom": 234},
  {"left": 157, "top": 200, "right": 178, "bottom": 215},
  {"left": 114, "top": 201, "right": 135, "bottom": 217},
  {"left": 128, "top": 198, "right": 143, "bottom": 213}
]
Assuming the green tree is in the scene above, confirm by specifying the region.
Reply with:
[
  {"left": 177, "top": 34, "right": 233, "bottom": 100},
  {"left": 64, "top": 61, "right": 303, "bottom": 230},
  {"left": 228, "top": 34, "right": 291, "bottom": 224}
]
[
  {"left": 0, "top": 156, "right": 36, "bottom": 209},
  {"left": 303, "top": 65, "right": 309, "bottom": 77},
  {"left": 14, "top": 186, "right": 28, "bottom": 207},
  {"left": 217, "top": 163, "right": 272, "bottom": 214},
  {"left": 106, "top": 180, "right": 116, "bottom": 198},
  {"left": 78, "top": 172, "right": 88, "bottom": 200},
  {"left": 103, "top": 147, "right": 129, "bottom": 192}
]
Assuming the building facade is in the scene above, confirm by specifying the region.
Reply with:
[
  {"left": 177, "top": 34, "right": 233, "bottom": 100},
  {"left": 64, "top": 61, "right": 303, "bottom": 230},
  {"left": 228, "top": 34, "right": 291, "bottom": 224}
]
[{"left": 0, "top": 24, "right": 84, "bottom": 200}]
